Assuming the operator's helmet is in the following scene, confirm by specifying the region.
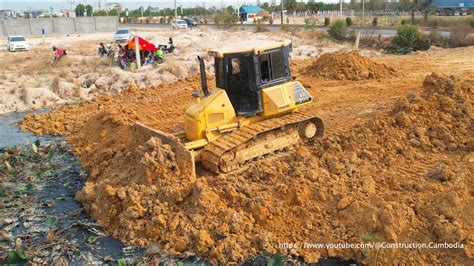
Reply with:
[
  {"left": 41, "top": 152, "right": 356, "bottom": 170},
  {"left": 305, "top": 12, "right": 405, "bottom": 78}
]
[{"left": 106, "top": 43, "right": 112, "bottom": 48}]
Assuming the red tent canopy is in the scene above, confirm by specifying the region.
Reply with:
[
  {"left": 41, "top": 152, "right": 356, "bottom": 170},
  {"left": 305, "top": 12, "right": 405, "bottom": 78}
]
[{"left": 127, "top": 36, "right": 157, "bottom": 51}]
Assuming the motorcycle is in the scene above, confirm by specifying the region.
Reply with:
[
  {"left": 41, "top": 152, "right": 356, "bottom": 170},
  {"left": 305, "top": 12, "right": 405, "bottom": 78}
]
[
  {"left": 106, "top": 46, "right": 115, "bottom": 60},
  {"left": 98, "top": 43, "right": 115, "bottom": 60},
  {"left": 117, "top": 49, "right": 127, "bottom": 70},
  {"left": 158, "top": 37, "right": 179, "bottom": 55},
  {"left": 117, "top": 48, "right": 135, "bottom": 70}
]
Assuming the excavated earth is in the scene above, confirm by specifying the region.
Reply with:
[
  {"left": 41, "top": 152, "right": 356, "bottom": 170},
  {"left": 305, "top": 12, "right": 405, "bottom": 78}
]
[
  {"left": 20, "top": 49, "right": 474, "bottom": 264},
  {"left": 302, "top": 51, "right": 399, "bottom": 80}
]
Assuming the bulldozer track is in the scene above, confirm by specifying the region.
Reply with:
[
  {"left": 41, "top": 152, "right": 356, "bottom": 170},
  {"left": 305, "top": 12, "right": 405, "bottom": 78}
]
[{"left": 201, "top": 111, "right": 323, "bottom": 173}]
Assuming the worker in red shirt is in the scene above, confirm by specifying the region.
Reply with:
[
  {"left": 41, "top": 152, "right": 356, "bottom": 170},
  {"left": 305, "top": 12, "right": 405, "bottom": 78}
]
[{"left": 52, "top": 46, "right": 67, "bottom": 64}]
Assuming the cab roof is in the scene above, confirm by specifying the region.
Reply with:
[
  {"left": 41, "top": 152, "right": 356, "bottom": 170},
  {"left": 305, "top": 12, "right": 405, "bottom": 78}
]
[{"left": 208, "top": 39, "right": 291, "bottom": 58}]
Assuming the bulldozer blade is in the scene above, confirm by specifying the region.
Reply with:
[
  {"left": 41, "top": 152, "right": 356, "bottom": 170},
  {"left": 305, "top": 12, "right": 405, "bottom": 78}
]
[{"left": 133, "top": 122, "right": 196, "bottom": 177}]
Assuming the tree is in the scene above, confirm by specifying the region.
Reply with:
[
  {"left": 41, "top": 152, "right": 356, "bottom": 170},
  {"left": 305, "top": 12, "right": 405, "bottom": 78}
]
[
  {"left": 214, "top": 11, "right": 238, "bottom": 26},
  {"left": 286, "top": 0, "right": 298, "bottom": 14},
  {"left": 226, "top": 5, "right": 235, "bottom": 14},
  {"left": 261, "top": 2, "right": 270, "bottom": 10},
  {"left": 370, "top": 0, "right": 385, "bottom": 11},
  {"left": 85, "top": 4, "right": 93, "bottom": 16},
  {"left": 75, "top": 4, "right": 85, "bottom": 17},
  {"left": 209, "top": 6, "right": 218, "bottom": 14},
  {"left": 423, "top": 0, "right": 434, "bottom": 21},
  {"left": 296, "top": 2, "right": 306, "bottom": 13}
]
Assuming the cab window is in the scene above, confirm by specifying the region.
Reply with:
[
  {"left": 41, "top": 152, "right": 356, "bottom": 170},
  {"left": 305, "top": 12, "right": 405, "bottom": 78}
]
[
  {"left": 231, "top": 58, "right": 240, "bottom": 75},
  {"left": 259, "top": 50, "right": 285, "bottom": 83},
  {"left": 215, "top": 58, "right": 225, "bottom": 88}
]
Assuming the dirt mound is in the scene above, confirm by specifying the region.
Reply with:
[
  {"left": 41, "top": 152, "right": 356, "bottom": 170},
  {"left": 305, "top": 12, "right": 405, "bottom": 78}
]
[
  {"left": 304, "top": 51, "right": 398, "bottom": 80},
  {"left": 19, "top": 72, "right": 473, "bottom": 264},
  {"left": 19, "top": 75, "right": 203, "bottom": 136}
]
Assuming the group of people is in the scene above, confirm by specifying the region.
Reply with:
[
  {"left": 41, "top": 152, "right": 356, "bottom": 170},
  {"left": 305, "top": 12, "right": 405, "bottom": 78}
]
[
  {"left": 51, "top": 39, "right": 168, "bottom": 70},
  {"left": 117, "top": 43, "right": 164, "bottom": 70},
  {"left": 98, "top": 42, "right": 115, "bottom": 60}
]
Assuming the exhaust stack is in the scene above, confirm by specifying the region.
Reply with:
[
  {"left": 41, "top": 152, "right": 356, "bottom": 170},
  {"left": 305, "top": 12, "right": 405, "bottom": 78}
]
[{"left": 197, "top": 56, "right": 210, "bottom": 97}]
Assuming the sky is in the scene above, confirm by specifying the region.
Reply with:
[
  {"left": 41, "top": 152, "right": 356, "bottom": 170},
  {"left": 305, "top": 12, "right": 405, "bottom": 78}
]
[{"left": 0, "top": 0, "right": 339, "bottom": 12}]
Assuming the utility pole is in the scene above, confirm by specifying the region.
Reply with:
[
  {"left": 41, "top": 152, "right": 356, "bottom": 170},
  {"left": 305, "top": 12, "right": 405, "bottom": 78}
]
[
  {"left": 50, "top": 7, "right": 54, "bottom": 33},
  {"left": 174, "top": 0, "right": 177, "bottom": 21},
  {"left": 339, "top": 0, "right": 342, "bottom": 19},
  {"left": 135, "top": 35, "right": 141, "bottom": 69},
  {"left": 67, "top": 0, "right": 75, "bottom": 17},
  {"left": 280, "top": 0, "right": 283, "bottom": 25},
  {"left": 362, "top": 0, "right": 365, "bottom": 27}
]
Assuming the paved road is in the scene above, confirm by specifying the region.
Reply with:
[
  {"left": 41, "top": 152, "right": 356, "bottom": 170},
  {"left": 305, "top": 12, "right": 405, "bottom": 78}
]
[{"left": 124, "top": 23, "right": 452, "bottom": 37}]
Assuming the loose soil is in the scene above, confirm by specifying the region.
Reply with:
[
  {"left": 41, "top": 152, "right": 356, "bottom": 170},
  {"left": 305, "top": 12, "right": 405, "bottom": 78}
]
[
  {"left": 19, "top": 46, "right": 474, "bottom": 264},
  {"left": 303, "top": 51, "right": 398, "bottom": 80}
]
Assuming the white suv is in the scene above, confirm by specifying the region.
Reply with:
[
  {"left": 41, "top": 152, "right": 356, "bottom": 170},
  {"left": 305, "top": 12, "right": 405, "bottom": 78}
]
[
  {"left": 7, "top": 35, "right": 29, "bottom": 52},
  {"left": 171, "top": 19, "right": 188, "bottom": 29}
]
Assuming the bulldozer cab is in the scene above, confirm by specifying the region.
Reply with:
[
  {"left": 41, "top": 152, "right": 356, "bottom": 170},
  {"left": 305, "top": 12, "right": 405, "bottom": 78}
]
[{"left": 210, "top": 40, "right": 292, "bottom": 117}]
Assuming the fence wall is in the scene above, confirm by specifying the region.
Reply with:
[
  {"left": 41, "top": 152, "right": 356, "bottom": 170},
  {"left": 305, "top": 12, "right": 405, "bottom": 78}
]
[
  {"left": 53, "top": 18, "right": 76, "bottom": 34},
  {"left": 0, "top": 16, "right": 118, "bottom": 36},
  {"left": 29, "top": 19, "right": 53, "bottom": 35}
]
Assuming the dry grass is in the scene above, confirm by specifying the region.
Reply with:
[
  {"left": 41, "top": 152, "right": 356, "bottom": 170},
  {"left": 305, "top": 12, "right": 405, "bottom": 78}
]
[
  {"left": 291, "top": 28, "right": 336, "bottom": 47},
  {"left": 51, "top": 76, "right": 61, "bottom": 95}
]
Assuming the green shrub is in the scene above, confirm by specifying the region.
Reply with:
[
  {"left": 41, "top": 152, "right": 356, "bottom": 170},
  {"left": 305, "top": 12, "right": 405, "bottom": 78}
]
[
  {"left": 392, "top": 24, "right": 420, "bottom": 49},
  {"left": 346, "top": 17, "right": 353, "bottom": 26},
  {"left": 470, "top": 19, "right": 474, "bottom": 28},
  {"left": 281, "top": 24, "right": 290, "bottom": 32},
  {"left": 386, "top": 24, "right": 432, "bottom": 54},
  {"left": 372, "top": 17, "right": 378, "bottom": 27},
  {"left": 324, "top": 17, "right": 330, "bottom": 26},
  {"left": 401, "top": 19, "right": 407, "bottom": 25},
  {"left": 328, "top": 20, "right": 347, "bottom": 40}
]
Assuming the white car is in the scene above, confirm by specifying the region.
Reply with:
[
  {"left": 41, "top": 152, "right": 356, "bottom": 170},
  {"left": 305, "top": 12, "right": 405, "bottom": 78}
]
[
  {"left": 171, "top": 20, "right": 188, "bottom": 29},
  {"left": 114, "top": 28, "right": 132, "bottom": 43},
  {"left": 7, "top": 35, "right": 29, "bottom": 52}
]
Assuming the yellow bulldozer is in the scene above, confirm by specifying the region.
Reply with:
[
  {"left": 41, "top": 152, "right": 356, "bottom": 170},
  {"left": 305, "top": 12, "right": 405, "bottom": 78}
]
[{"left": 135, "top": 40, "right": 324, "bottom": 174}]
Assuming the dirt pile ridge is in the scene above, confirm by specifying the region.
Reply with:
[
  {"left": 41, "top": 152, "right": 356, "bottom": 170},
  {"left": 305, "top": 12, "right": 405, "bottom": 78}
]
[
  {"left": 19, "top": 75, "right": 205, "bottom": 136},
  {"left": 304, "top": 51, "right": 398, "bottom": 80},
  {"left": 35, "top": 72, "right": 469, "bottom": 264}
]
